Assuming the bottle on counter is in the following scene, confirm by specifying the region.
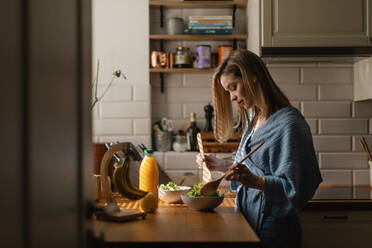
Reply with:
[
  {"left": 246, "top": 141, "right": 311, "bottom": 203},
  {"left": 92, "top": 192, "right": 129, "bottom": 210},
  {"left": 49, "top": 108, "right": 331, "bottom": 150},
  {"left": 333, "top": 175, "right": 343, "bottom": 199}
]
[
  {"left": 186, "top": 112, "right": 200, "bottom": 151},
  {"left": 139, "top": 149, "right": 159, "bottom": 210}
]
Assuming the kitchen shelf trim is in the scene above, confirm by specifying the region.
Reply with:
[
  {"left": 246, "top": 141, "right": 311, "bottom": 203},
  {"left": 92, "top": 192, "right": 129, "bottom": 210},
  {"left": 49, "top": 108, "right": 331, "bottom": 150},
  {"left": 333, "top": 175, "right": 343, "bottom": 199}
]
[
  {"left": 150, "top": 34, "right": 248, "bottom": 40},
  {"left": 149, "top": 0, "right": 247, "bottom": 9},
  {"left": 150, "top": 68, "right": 216, "bottom": 73}
]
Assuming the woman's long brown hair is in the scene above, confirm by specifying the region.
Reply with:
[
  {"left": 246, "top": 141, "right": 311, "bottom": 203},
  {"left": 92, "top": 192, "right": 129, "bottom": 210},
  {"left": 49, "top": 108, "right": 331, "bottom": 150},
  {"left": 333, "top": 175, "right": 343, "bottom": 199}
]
[{"left": 213, "top": 49, "right": 291, "bottom": 142}]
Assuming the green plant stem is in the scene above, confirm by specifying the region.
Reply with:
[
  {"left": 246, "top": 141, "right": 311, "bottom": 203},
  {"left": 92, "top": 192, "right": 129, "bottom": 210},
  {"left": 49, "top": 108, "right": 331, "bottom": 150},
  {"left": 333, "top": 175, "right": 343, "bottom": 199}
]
[{"left": 95, "top": 75, "right": 116, "bottom": 103}]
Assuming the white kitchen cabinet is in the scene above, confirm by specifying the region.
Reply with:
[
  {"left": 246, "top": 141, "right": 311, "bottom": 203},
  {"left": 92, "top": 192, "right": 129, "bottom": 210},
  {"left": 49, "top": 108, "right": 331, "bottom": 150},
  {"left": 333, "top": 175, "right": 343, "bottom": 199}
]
[
  {"left": 300, "top": 211, "right": 372, "bottom": 248},
  {"left": 249, "top": 0, "right": 372, "bottom": 52},
  {"left": 354, "top": 57, "right": 372, "bottom": 101}
]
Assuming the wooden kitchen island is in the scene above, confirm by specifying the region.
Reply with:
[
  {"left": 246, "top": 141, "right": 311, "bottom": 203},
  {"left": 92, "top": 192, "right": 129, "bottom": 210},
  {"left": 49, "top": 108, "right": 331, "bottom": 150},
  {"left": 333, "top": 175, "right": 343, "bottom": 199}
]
[{"left": 93, "top": 197, "right": 260, "bottom": 248}]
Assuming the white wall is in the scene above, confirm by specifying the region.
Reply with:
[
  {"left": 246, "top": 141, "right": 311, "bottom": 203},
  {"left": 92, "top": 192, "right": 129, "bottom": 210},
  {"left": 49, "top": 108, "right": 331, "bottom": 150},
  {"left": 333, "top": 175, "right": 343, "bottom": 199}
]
[
  {"left": 92, "top": 0, "right": 151, "bottom": 147},
  {"left": 92, "top": 1, "right": 372, "bottom": 187},
  {"left": 153, "top": 62, "right": 372, "bottom": 186}
]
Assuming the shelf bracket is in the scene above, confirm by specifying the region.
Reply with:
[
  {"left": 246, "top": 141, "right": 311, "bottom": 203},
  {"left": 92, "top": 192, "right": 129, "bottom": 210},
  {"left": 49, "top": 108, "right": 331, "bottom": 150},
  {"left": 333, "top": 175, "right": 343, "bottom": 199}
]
[
  {"left": 160, "top": 72, "right": 164, "bottom": 93},
  {"left": 160, "top": 6, "right": 164, "bottom": 28},
  {"left": 232, "top": 5, "right": 237, "bottom": 27},
  {"left": 233, "top": 39, "right": 237, "bottom": 49},
  {"left": 160, "top": 39, "right": 164, "bottom": 51}
]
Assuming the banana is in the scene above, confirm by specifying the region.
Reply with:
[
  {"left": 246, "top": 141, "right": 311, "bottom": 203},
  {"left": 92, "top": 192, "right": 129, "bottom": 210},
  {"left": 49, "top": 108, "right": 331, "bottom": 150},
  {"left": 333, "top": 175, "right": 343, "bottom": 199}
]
[
  {"left": 113, "top": 156, "right": 148, "bottom": 200},
  {"left": 121, "top": 157, "right": 148, "bottom": 199},
  {"left": 125, "top": 159, "right": 148, "bottom": 196}
]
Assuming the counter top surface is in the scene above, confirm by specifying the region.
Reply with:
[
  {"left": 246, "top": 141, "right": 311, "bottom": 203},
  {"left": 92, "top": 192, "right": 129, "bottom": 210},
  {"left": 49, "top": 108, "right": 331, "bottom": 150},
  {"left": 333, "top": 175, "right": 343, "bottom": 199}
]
[
  {"left": 93, "top": 197, "right": 260, "bottom": 248},
  {"left": 303, "top": 185, "right": 372, "bottom": 211}
]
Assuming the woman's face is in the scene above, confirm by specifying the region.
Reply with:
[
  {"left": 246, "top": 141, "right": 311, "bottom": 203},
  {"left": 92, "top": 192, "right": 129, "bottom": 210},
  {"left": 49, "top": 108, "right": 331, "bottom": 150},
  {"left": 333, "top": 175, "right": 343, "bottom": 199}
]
[{"left": 220, "top": 73, "right": 252, "bottom": 109}]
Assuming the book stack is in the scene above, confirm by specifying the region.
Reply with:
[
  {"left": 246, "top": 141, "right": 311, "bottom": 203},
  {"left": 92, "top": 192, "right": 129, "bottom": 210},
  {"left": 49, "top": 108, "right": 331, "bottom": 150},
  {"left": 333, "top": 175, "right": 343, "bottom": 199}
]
[{"left": 186, "top": 16, "right": 233, "bottom": 34}]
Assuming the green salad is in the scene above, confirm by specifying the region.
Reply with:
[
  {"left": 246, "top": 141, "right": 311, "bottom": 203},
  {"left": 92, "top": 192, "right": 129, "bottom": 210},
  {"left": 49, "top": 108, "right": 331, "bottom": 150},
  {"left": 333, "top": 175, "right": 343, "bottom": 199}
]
[
  {"left": 159, "top": 181, "right": 181, "bottom": 191},
  {"left": 186, "top": 181, "right": 220, "bottom": 197}
]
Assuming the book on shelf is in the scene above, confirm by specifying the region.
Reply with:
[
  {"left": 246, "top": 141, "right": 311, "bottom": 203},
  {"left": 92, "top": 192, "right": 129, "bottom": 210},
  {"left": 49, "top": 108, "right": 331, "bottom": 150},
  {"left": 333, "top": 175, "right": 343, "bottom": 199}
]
[
  {"left": 189, "top": 22, "right": 233, "bottom": 27},
  {"left": 189, "top": 19, "right": 233, "bottom": 23},
  {"left": 189, "top": 16, "right": 232, "bottom": 21},
  {"left": 187, "top": 26, "right": 233, "bottom": 30},
  {"left": 185, "top": 29, "right": 233, "bottom": 34}
]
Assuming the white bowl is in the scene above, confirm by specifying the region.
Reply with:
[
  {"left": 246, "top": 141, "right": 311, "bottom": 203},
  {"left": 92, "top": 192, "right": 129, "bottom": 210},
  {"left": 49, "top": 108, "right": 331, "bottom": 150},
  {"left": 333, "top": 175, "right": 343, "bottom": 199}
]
[
  {"left": 181, "top": 194, "right": 224, "bottom": 211},
  {"left": 159, "top": 186, "right": 191, "bottom": 203}
]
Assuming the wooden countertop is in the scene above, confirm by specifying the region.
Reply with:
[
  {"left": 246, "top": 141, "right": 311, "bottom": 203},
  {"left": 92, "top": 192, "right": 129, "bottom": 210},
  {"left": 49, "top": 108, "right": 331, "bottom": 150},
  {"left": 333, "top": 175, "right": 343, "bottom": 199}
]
[
  {"left": 93, "top": 186, "right": 372, "bottom": 247},
  {"left": 93, "top": 196, "right": 260, "bottom": 248}
]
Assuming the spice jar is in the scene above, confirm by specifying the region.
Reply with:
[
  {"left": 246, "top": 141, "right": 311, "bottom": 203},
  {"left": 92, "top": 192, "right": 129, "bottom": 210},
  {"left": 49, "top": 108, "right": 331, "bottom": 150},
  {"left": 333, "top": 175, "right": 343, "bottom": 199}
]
[
  {"left": 174, "top": 46, "right": 192, "bottom": 68},
  {"left": 218, "top": 45, "right": 233, "bottom": 65}
]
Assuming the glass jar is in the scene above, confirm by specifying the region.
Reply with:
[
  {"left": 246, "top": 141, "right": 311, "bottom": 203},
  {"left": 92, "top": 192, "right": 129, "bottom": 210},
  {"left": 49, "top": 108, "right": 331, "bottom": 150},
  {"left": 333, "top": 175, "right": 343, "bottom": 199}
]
[{"left": 174, "top": 46, "right": 192, "bottom": 68}]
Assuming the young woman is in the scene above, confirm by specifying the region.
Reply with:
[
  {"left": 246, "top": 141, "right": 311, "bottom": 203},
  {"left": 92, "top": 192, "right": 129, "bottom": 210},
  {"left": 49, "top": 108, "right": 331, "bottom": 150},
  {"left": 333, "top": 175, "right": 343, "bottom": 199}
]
[{"left": 196, "top": 49, "right": 322, "bottom": 248}]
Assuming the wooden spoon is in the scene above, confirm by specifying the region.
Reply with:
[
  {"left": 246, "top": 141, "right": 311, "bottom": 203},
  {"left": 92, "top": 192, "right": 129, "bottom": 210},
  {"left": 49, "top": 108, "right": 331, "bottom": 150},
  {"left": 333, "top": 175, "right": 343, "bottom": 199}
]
[{"left": 200, "top": 141, "right": 265, "bottom": 196}]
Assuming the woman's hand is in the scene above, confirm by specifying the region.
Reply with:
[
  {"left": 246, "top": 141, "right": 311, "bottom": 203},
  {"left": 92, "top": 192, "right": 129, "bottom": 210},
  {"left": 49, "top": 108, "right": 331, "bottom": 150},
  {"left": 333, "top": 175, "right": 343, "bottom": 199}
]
[
  {"left": 196, "top": 153, "right": 229, "bottom": 173},
  {"left": 225, "top": 163, "right": 265, "bottom": 190}
]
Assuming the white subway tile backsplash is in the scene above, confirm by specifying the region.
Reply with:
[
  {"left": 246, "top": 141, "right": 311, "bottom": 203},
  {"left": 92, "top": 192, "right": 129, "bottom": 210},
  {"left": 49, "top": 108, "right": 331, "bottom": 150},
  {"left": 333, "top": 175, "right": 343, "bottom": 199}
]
[
  {"left": 133, "top": 85, "right": 150, "bottom": 102},
  {"left": 320, "top": 170, "right": 352, "bottom": 185},
  {"left": 150, "top": 8, "right": 182, "bottom": 21},
  {"left": 267, "top": 67, "right": 300, "bottom": 84},
  {"left": 290, "top": 101, "right": 300, "bottom": 110},
  {"left": 97, "top": 85, "right": 132, "bottom": 101},
  {"left": 305, "top": 118, "right": 318, "bottom": 134},
  {"left": 352, "top": 101, "right": 372, "bottom": 118},
  {"left": 152, "top": 103, "right": 183, "bottom": 119},
  {"left": 164, "top": 151, "right": 199, "bottom": 170},
  {"left": 146, "top": 19, "right": 369, "bottom": 185},
  {"left": 93, "top": 119, "right": 132, "bottom": 135},
  {"left": 318, "top": 85, "right": 354, "bottom": 100},
  {"left": 280, "top": 85, "right": 317, "bottom": 100},
  {"left": 317, "top": 63, "right": 353, "bottom": 68},
  {"left": 352, "top": 136, "right": 372, "bottom": 152},
  {"left": 302, "top": 67, "right": 352, "bottom": 84},
  {"left": 313, "top": 136, "right": 351, "bottom": 152},
  {"left": 319, "top": 153, "right": 368, "bottom": 169},
  {"left": 92, "top": 105, "right": 99, "bottom": 119},
  {"left": 150, "top": 73, "right": 183, "bottom": 88},
  {"left": 153, "top": 152, "right": 165, "bottom": 170},
  {"left": 353, "top": 170, "right": 370, "bottom": 186},
  {"left": 99, "top": 136, "right": 151, "bottom": 149},
  {"left": 266, "top": 63, "right": 317, "bottom": 68},
  {"left": 183, "top": 103, "right": 210, "bottom": 119},
  {"left": 134, "top": 119, "right": 151, "bottom": 135},
  {"left": 302, "top": 102, "right": 351, "bottom": 118},
  {"left": 165, "top": 170, "right": 200, "bottom": 187},
  {"left": 169, "top": 119, "right": 189, "bottom": 133},
  {"left": 319, "top": 119, "right": 368, "bottom": 134},
  {"left": 184, "top": 73, "right": 214, "bottom": 88},
  {"left": 101, "top": 102, "right": 150, "bottom": 118},
  {"left": 167, "top": 88, "right": 212, "bottom": 103}
]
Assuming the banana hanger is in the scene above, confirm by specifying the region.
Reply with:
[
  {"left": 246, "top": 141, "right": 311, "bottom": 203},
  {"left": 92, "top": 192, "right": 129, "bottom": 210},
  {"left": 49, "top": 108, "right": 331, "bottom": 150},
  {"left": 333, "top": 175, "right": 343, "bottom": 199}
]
[{"left": 98, "top": 142, "right": 147, "bottom": 222}]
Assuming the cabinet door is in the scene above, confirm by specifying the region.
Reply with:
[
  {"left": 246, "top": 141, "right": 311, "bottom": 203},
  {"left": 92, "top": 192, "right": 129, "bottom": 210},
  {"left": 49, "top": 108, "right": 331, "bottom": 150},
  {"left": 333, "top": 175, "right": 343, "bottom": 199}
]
[
  {"left": 262, "top": 0, "right": 372, "bottom": 47},
  {"left": 300, "top": 211, "right": 372, "bottom": 248}
]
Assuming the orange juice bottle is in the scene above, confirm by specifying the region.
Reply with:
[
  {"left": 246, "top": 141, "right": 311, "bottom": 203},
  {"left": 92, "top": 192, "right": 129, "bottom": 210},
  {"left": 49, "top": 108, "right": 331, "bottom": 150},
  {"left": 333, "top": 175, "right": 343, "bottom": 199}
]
[{"left": 139, "top": 149, "right": 159, "bottom": 207}]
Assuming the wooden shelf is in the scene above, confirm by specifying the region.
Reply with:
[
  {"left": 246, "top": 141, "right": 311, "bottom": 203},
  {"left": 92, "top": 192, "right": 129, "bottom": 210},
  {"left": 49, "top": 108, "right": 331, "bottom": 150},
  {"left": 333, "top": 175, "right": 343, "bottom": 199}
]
[
  {"left": 150, "top": 68, "right": 216, "bottom": 73},
  {"left": 150, "top": 34, "right": 247, "bottom": 40},
  {"left": 150, "top": 0, "right": 247, "bottom": 9}
]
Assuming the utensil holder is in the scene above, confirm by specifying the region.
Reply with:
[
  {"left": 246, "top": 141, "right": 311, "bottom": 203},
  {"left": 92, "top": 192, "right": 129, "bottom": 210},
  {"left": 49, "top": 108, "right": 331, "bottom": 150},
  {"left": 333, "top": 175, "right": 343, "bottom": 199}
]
[{"left": 153, "top": 130, "right": 172, "bottom": 152}]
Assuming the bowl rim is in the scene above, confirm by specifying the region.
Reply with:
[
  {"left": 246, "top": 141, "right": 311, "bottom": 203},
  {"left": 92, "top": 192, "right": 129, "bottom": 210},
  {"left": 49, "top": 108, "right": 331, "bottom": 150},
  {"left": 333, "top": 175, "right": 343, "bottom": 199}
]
[
  {"left": 159, "top": 185, "right": 192, "bottom": 192},
  {"left": 181, "top": 194, "right": 224, "bottom": 199}
]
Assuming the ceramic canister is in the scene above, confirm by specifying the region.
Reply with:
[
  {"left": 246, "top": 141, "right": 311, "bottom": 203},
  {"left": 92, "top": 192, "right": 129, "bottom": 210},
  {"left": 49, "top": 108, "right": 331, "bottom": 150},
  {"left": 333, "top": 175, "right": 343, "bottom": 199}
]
[
  {"left": 196, "top": 45, "right": 211, "bottom": 69},
  {"left": 166, "top": 17, "right": 184, "bottom": 35}
]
